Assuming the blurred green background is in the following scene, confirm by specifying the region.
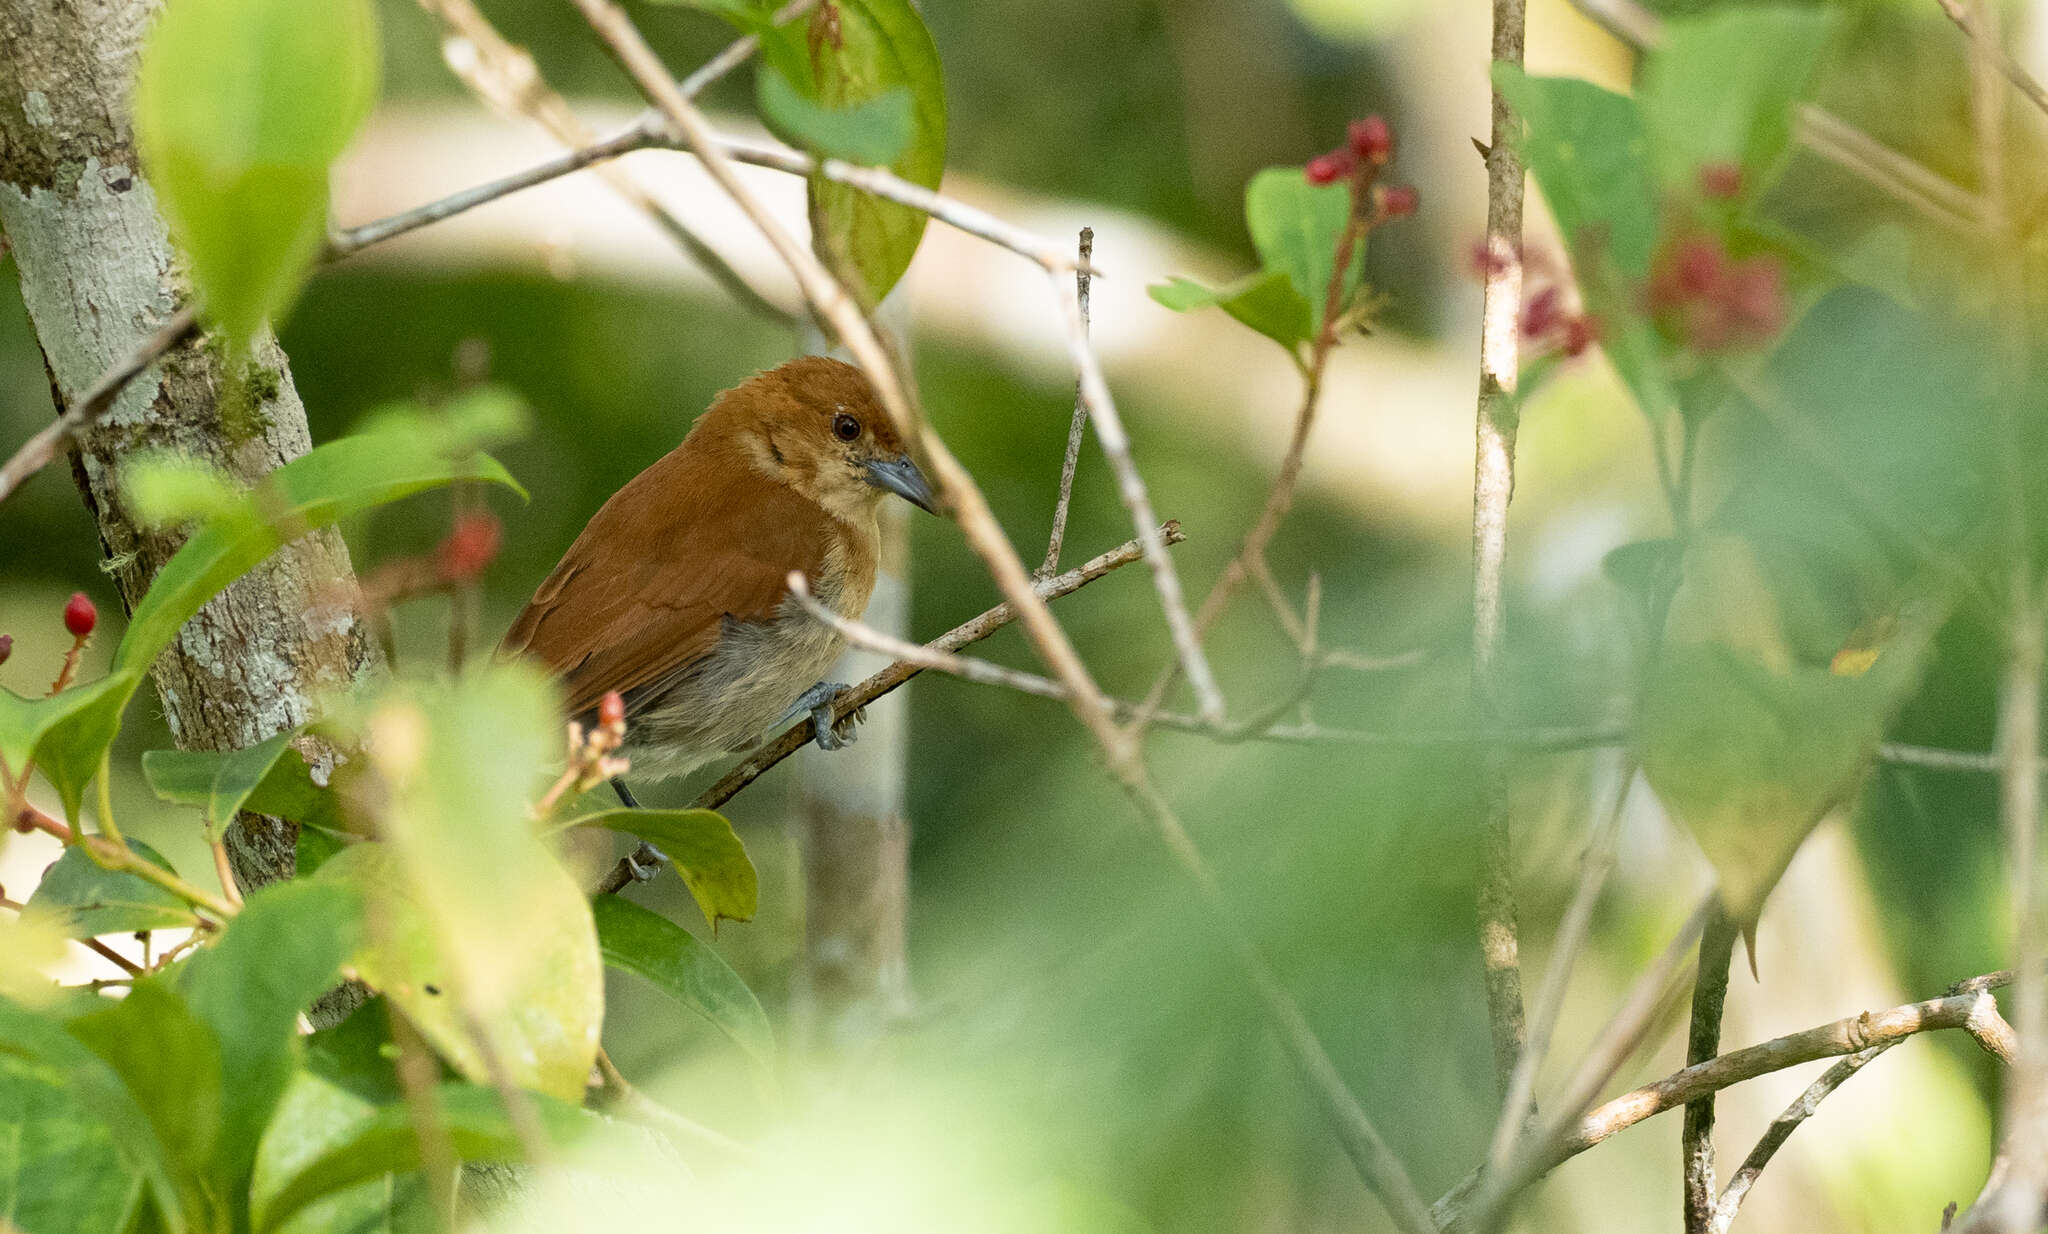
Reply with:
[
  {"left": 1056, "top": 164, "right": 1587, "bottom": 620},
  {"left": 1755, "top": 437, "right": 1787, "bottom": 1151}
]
[{"left": 1, "top": 0, "right": 2033, "bottom": 1229}]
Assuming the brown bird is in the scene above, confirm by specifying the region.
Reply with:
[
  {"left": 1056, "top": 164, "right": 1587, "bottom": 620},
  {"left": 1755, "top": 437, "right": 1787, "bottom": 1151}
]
[{"left": 503, "top": 356, "right": 936, "bottom": 812}]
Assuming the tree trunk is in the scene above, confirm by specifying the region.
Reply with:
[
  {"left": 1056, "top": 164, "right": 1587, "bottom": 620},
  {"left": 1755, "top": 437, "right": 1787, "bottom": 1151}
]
[{"left": 0, "top": 0, "right": 374, "bottom": 894}]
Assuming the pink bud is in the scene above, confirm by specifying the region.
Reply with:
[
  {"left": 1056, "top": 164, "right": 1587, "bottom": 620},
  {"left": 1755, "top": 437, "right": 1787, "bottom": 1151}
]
[
  {"left": 599, "top": 691, "right": 626, "bottom": 730},
  {"left": 1379, "top": 184, "right": 1419, "bottom": 219},
  {"left": 1562, "top": 315, "right": 1600, "bottom": 357},
  {"left": 63, "top": 593, "right": 96, "bottom": 639},
  {"left": 1699, "top": 163, "right": 1744, "bottom": 200},
  {"left": 1305, "top": 150, "right": 1356, "bottom": 186},
  {"left": 1348, "top": 115, "right": 1394, "bottom": 164},
  {"left": 1520, "top": 286, "right": 1562, "bottom": 340},
  {"left": 0, "top": 634, "right": 12, "bottom": 667}
]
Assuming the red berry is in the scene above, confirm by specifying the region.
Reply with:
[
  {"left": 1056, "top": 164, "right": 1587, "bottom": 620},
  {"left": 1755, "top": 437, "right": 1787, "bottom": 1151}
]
[
  {"left": 63, "top": 593, "right": 96, "bottom": 639},
  {"left": 1305, "top": 149, "right": 1356, "bottom": 185},
  {"left": 599, "top": 691, "right": 626, "bottom": 730},
  {"left": 0, "top": 634, "right": 12, "bottom": 667},
  {"left": 435, "top": 512, "right": 502, "bottom": 584},
  {"left": 1378, "top": 184, "right": 1419, "bottom": 219},
  {"left": 1348, "top": 115, "right": 1394, "bottom": 164},
  {"left": 1724, "top": 258, "right": 1786, "bottom": 341},
  {"left": 1468, "top": 237, "right": 1514, "bottom": 281},
  {"left": 1699, "top": 163, "right": 1744, "bottom": 200}
]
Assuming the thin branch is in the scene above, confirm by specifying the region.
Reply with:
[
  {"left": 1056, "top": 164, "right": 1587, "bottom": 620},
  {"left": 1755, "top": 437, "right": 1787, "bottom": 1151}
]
[
  {"left": 1708, "top": 1043, "right": 1893, "bottom": 1234},
  {"left": 1473, "top": 0, "right": 1532, "bottom": 1103},
  {"left": 1038, "top": 226, "right": 1094, "bottom": 581},
  {"left": 0, "top": 305, "right": 199, "bottom": 505},
  {"left": 414, "top": 0, "right": 790, "bottom": 321},
  {"left": 1050, "top": 265, "right": 1226, "bottom": 727},
  {"left": 1485, "top": 762, "right": 1635, "bottom": 1175},
  {"left": 1935, "top": 0, "right": 2048, "bottom": 120},
  {"left": 1435, "top": 981, "right": 2019, "bottom": 1230},
  {"left": 1465, "top": 896, "right": 1715, "bottom": 1233},
  {"left": 1882, "top": 743, "right": 2004, "bottom": 774},
  {"left": 1683, "top": 910, "right": 1741, "bottom": 1234}
]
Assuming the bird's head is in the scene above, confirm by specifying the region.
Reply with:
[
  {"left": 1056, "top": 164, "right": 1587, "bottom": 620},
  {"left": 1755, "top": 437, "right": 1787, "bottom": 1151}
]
[{"left": 701, "top": 356, "right": 939, "bottom": 522}]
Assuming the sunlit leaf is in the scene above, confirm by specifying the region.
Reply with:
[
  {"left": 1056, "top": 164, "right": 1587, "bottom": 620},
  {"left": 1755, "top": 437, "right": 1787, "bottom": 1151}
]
[
  {"left": 766, "top": 0, "right": 947, "bottom": 305},
  {"left": 1639, "top": 7, "right": 1838, "bottom": 198},
  {"left": 759, "top": 70, "right": 915, "bottom": 166},
  {"left": 24, "top": 838, "right": 198, "bottom": 939},
  {"left": 0, "top": 672, "right": 142, "bottom": 822},
  {"left": 134, "top": 0, "right": 381, "bottom": 344},
  {"left": 1243, "top": 169, "right": 1365, "bottom": 337},
  {"left": 1149, "top": 272, "right": 1312, "bottom": 355},
  {"left": 142, "top": 729, "right": 295, "bottom": 836},
  {"left": 591, "top": 896, "right": 774, "bottom": 1070},
  {"left": 252, "top": 1084, "right": 607, "bottom": 1234},
  {"left": 563, "top": 808, "right": 757, "bottom": 926}
]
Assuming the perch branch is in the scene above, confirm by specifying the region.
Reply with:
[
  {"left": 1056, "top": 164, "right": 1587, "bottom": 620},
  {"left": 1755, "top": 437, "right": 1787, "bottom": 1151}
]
[{"left": 1707, "top": 1044, "right": 1891, "bottom": 1234}]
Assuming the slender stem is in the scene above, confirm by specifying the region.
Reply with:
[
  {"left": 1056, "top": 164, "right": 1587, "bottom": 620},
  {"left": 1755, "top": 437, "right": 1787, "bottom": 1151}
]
[
  {"left": 1473, "top": 0, "right": 1531, "bottom": 1105},
  {"left": 1038, "top": 227, "right": 1094, "bottom": 581},
  {"left": 1708, "top": 1043, "right": 1893, "bottom": 1234},
  {"left": 1935, "top": 0, "right": 2048, "bottom": 119},
  {"left": 388, "top": 1004, "right": 459, "bottom": 1231},
  {"left": 1682, "top": 909, "right": 1740, "bottom": 1234}
]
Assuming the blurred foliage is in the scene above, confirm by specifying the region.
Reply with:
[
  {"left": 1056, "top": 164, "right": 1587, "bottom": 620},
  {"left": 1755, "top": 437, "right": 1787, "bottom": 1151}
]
[{"left": 3, "top": 0, "right": 2046, "bottom": 1229}]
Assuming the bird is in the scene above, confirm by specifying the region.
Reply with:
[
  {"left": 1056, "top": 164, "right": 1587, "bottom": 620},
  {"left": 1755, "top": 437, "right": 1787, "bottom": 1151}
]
[{"left": 502, "top": 356, "right": 937, "bottom": 812}]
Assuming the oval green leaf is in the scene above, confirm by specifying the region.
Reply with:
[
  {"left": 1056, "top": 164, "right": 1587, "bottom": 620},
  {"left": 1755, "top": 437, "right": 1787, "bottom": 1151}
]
[
  {"left": 561, "top": 808, "right": 757, "bottom": 926},
  {"left": 591, "top": 895, "right": 773, "bottom": 1070},
  {"left": 25, "top": 838, "right": 199, "bottom": 939}
]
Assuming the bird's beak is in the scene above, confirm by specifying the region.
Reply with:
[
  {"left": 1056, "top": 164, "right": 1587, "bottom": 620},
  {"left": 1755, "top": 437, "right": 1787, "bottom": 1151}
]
[{"left": 863, "top": 454, "right": 939, "bottom": 514}]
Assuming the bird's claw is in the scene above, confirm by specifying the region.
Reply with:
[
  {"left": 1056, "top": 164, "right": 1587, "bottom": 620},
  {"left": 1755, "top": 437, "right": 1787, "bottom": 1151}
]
[
  {"left": 625, "top": 841, "right": 668, "bottom": 883},
  {"left": 798, "top": 681, "right": 865, "bottom": 752}
]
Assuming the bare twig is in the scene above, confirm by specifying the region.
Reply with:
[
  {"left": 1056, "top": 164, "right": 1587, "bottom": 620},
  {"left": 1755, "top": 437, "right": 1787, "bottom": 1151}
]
[
  {"left": 415, "top": 0, "right": 790, "bottom": 321},
  {"left": 1435, "top": 982, "right": 2020, "bottom": 1229},
  {"left": 0, "top": 305, "right": 199, "bottom": 505},
  {"left": 1038, "top": 226, "right": 1094, "bottom": 581},
  {"left": 1707, "top": 1043, "right": 1892, "bottom": 1234},
  {"left": 1485, "top": 762, "right": 1635, "bottom": 1175},
  {"left": 1473, "top": 0, "right": 1532, "bottom": 1103},
  {"left": 1466, "top": 896, "right": 1714, "bottom": 1232},
  {"left": 211, "top": 836, "right": 245, "bottom": 910},
  {"left": 1683, "top": 910, "right": 1741, "bottom": 1234},
  {"left": 1882, "top": 743, "right": 2004, "bottom": 774},
  {"left": 1935, "top": 0, "right": 2048, "bottom": 119}
]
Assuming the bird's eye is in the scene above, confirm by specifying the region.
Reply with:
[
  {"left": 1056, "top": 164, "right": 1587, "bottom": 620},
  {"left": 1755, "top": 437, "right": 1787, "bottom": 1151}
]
[{"left": 832, "top": 413, "right": 861, "bottom": 442}]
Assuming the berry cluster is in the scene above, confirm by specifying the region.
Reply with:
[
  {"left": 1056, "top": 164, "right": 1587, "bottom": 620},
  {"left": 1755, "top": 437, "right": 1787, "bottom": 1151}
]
[
  {"left": 435, "top": 511, "right": 502, "bottom": 585},
  {"left": 1305, "top": 115, "right": 1419, "bottom": 222},
  {"left": 1520, "top": 282, "right": 1600, "bottom": 359},
  {"left": 1647, "top": 234, "right": 1786, "bottom": 353}
]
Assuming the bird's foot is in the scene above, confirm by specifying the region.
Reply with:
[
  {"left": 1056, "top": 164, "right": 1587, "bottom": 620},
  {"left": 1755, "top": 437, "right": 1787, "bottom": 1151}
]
[
  {"left": 625, "top": 841, "right": 668, "bottom": 883},
  {"left": 793, "top": 680, "right": 865, "bottom": 752}
]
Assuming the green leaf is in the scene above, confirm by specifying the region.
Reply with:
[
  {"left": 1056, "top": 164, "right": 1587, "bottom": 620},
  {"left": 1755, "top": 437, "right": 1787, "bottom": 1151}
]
[
  {"left": 318, "top": 843, "right": 602, "bottom": 1104},
  {"left": 173, "top": 880, "right": 363, "bottom": 1194},
  {"left": 122, "top": 453, "right": 245, "bottom": 529},
  {"left": 142, "top": 730, "right": 351, "bottom": 841},
  {"left": 0, "top": 996, "right": 186, "bottom": 1234},
  {"left": 134, "top": 0, "right": 380, "bottom": 344},
  {"left": 561, "top": 808, "right": 757, "bottom": 926},
  {"left": 0, "top": 672, "right": 142, "bottom": 821},
  {"left": 142, "top": 729, "right": 295, "bottom": 836},
  {"left": 252, "top": 1084, "right": 606, "bottom": 1234},
  {"left": 780, "top": 0, "right": 947, "bottom": 305},
  {"left": 1243, "top": 169, "right": 1365, "bottom": 337},
  {"left": 0, "top": 1052, "right": 143, "bottom": 1234},
  {"left": 24, "top": 839, "right": 199, "bottom": 939},
  {"left": 759, "top": 70, "right": 914, "bottom": 166},
  {"left": 1639, "top": 7, "right": 1837, "bottom": 198},
  {"left": 67, "top": 981, "right": 225, "bottom": 1184},
  {"left": 249, "top": 1067, "right": 423, "bottom": 1234},
  {"left": 591, "top": 896, "right": 774, "bottom": 1070},
  {"left": 1492, "top": 66, "right": 1658, "bottom": 282},
  {"left": 115, "top": 429, "right": 523, "bottom": 681},
  {"left": 1148, "top": 272, "right": 1312, "bottom": 354}
]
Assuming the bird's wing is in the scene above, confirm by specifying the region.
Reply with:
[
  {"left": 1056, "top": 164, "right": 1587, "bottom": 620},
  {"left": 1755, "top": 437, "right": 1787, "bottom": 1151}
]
[{"left": 503, "top": 455, "right": 829, "bottom": 719}]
